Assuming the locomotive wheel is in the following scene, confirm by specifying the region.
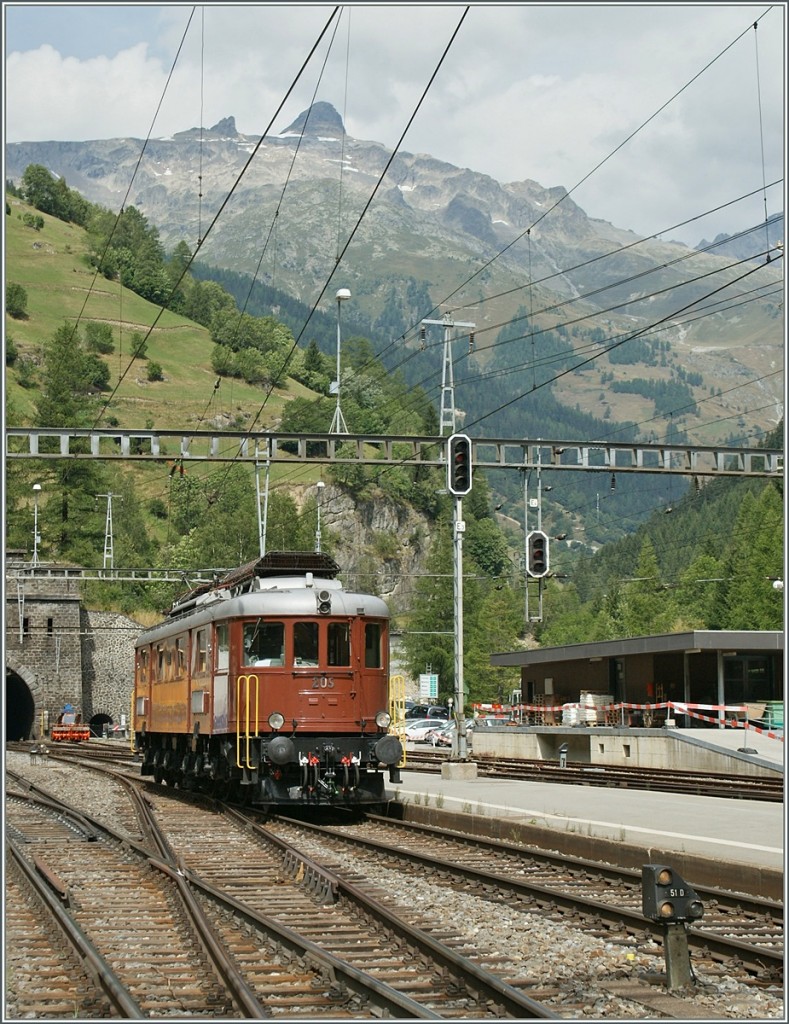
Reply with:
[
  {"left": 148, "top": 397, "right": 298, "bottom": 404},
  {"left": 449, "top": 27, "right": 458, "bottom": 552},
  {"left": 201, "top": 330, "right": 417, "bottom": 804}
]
[{"left": 153, "top": 766, "right": 164, "bottom": 784}]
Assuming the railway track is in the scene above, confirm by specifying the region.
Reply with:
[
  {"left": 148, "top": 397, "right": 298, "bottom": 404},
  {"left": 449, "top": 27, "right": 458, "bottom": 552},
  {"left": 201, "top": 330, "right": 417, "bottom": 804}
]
[
  {"left": 19, "top": 738, "right": 783, "bottom": 803},
  {"left": 5, "top": 789, "right": 249, "bottom": 1017},
  {"left": 5, "top": 758, "right": 556, "bottom": 1019},
  {"left": 404, "top": 748, "right": 785, "bottom": 802},
  {"left": 263, "top": 815, "right": 784, "bottom": 981},
  {"left": 6, "top": 748, "right": 783, "bottom": 1019}
]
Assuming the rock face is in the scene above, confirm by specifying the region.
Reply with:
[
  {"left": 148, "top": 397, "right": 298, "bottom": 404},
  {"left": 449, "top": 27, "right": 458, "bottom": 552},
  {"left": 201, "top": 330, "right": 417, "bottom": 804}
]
[
  {"left": 281, "top": 102, "right": 345, "bottom": 137},
  {"left": 293, "top": 483, "right": 431, "bottom": 611}
]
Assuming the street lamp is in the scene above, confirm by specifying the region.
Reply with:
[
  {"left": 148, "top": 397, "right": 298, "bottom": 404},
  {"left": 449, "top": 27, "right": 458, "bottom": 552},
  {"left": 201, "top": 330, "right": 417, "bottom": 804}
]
[
  {"left": 329, "top": 288, "right": 351, "bottom": 433},
  {"left": 32, "top": 483, "right": 42, "bottom": 567},
  {"left": 315, "top": 481, "right": 325, "bottom": 553}
]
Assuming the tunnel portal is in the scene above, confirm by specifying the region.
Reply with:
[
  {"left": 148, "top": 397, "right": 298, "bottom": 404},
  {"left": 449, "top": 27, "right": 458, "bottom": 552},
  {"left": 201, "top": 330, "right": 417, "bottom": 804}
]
[{"left": 6, "top": 670, "right": 36, "bottom": 741}]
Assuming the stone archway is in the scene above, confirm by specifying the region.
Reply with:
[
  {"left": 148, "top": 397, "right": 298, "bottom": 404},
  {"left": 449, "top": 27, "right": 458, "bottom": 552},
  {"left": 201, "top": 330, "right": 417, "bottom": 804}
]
[{"left": 5, "top": 667, "right": 36, "bottom": 741}]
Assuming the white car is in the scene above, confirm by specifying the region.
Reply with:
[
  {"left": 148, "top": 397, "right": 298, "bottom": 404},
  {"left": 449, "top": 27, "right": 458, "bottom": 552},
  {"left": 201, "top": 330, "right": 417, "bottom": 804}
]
[{"left": 405, "top": 718, "right": 448, "bottom": 743}]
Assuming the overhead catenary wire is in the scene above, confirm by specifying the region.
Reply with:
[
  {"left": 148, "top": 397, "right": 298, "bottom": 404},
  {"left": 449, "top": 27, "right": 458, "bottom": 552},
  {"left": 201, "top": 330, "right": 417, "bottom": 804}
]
[
  {"left": 270, "top": 176, "right": 783, "bottom": 442},
  {"left": 373, "top": 6, "right": 780, "bottom": 358},
  {"left": 48, "top": 7, "right": 198, "bottom": 359},
  {"left": 69, "top": 8, "right": 781, "bottom": 548},
  {"left": 91, "top": 6, "right": 342, "bottom": 428}
]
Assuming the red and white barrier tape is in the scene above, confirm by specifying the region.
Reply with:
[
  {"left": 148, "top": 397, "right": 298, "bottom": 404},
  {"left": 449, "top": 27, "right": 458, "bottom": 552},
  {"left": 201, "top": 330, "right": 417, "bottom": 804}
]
[{"left": 489, "top": 700, "right": 784, "bottom": 742}]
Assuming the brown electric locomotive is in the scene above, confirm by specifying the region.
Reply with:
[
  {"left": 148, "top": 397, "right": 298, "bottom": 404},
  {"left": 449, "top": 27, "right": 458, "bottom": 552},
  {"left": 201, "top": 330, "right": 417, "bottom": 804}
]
[{"left": 133, "top": 551, "right": 403, "bottom": 809}]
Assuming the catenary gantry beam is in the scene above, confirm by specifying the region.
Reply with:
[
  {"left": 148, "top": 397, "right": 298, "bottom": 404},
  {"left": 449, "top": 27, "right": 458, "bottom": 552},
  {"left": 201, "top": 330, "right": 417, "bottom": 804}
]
[{"left": 4, "top": 428, "right": 783, "bottom": 477}]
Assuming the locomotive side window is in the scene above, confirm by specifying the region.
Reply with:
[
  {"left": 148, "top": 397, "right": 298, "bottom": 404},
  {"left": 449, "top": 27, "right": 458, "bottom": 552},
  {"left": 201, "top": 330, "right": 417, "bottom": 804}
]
[
  {"left": 192, "top": 628, "right": 209, "bottom": 675},
  {"left": 215, "top": 623, "right": 230, "bottom": 672},
  {"left": 244, "top": 620, "right": 285, "bottom": 666},
  {"left": 328, "top": 622, "right": 351, "bottom": 666},
  {"left": 365, "top": 622, "right": 383, "bottom": 668},
  {"left": 156, "top": 644, "right": 165, "bottom": 681},
  {"left": 175, "top": 637, "right": 186, "bottom": 678},
  {"left": 293, "top": 621, "right": 319, "bottom": 666},
  {"left": 138, "top": 648, "right": 149, "bottom": 682}
]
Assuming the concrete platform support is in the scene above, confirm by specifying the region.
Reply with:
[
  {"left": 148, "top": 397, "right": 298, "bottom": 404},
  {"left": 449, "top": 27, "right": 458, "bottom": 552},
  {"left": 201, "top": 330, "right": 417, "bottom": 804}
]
[{"left": 441, "top": 760, "right": 478, "bottom": 780}]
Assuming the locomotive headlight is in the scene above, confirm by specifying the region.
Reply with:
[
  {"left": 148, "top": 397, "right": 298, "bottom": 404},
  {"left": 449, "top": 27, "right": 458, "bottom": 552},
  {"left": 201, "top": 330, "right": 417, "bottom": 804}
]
[
  {"left": 268, "top": 712, "right": 285, "bottom": 731},
  {"left": 375, "top": 711, "right": 391, "bottom": 729}
]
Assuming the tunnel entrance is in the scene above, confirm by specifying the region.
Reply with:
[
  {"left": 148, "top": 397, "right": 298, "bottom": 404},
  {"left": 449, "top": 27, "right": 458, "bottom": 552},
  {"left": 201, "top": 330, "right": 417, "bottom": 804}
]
[
  {"left": 6, "top": 670, "right": 36, "bottom": 741},
  {"left": 89, "top": 713, "right": 113, "bottom": 738}
]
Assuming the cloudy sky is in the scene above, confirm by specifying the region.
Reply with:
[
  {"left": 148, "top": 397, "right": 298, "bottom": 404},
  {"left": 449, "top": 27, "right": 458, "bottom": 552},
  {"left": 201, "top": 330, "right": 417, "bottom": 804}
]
[{"left": 3, "top": 3, "right": 785, "bottom": 246}]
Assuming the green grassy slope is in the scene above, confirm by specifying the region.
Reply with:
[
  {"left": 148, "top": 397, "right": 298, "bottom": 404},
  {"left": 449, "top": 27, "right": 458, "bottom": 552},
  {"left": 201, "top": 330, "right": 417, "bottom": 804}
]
[{"left": 4, "top": 197, "right": 312, "bottom": 432}]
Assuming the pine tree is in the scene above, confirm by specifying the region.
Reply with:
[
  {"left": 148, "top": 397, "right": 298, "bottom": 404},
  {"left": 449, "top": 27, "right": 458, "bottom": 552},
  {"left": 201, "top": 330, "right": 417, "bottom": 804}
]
[
  {"left": 720, "top": 486, "right": 784, "bottom": 629},
  {"left": 620, "top": 537, "right": 676, "bottom": 636}
]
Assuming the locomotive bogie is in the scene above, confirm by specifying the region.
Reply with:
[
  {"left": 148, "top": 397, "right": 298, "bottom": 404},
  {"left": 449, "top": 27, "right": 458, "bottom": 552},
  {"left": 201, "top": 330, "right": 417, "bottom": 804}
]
[{"left": 133, "top": 554, "right": 403, "bottom": 808}]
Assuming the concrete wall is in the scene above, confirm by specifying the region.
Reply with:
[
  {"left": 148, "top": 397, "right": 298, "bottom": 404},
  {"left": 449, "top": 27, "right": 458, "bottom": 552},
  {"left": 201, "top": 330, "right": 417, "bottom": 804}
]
[{"left": 471, "top": 726, "right": 780, "bottom": 777}]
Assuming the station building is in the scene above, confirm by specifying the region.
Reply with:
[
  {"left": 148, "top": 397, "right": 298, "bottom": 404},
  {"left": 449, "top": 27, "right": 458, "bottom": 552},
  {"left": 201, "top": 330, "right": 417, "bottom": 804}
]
[{"left": 490, "top": 630, "right": 784, "bottom": 730}]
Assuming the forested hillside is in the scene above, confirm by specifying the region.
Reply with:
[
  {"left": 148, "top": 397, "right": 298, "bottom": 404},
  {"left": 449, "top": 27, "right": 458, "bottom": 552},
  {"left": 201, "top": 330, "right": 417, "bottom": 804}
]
[{"left": 5, "top": 171, "right": 783, "bottom": 705}]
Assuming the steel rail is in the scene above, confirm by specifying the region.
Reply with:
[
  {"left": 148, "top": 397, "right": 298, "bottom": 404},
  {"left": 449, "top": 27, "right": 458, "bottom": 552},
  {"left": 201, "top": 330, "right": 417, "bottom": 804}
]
[
  {"left": 237, "top": 808, "right": 559, "bottom": 1019},
  {"left": 6, "top": 838, "right": 145, "bottom": 1018},
  {"left": 274, "top": 815, "right": 784, "bottom": 972},
  {"left": 7, "top": 770, "right": 269, "bottom": 1017}
]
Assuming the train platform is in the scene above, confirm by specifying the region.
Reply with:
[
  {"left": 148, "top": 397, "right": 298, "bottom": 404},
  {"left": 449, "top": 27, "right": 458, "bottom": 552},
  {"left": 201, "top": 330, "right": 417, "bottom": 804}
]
[
  {"left": 666, "top": 723, "right": 784, "bottom": 767},
  {"left": 389, "top": 729, "right": 785, "bottom": 891}
]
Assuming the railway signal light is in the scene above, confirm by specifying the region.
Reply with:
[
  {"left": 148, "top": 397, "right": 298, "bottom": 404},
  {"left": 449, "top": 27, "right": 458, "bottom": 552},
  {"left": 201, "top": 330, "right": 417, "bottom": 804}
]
[
  {"left": 447, "top": 433, "right": 472, "bottom": 496},
  {"left": 527, "top": 530, "right": 549, "bottom": 578},
  {"left": 641, "top": 865, "right": 704, "bottom": 924}
]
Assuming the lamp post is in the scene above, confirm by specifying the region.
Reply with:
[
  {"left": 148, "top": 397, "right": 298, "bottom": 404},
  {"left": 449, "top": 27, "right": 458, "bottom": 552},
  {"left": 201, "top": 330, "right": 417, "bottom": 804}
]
[
  {"left": 315, "top": 481, "right": 325, "bottom": 553},
  {"left": 330, "top": 288, "right": 351, "bottom": 433},
  {"left": 32, "top": 483, "right": 42, "bottom": 567}
]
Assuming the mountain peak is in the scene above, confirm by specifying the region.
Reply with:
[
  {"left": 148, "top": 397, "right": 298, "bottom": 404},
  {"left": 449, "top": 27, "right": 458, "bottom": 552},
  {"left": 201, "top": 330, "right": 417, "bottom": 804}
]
[
  {"left": 209, "top": 116, "right": 238, "bottom": 135},
  {"left": 280, "top": 101, "right": 345, "bottom": 138}
]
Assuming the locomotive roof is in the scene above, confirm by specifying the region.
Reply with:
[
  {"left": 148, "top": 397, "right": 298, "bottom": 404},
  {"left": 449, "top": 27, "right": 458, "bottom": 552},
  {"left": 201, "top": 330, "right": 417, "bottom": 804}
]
[
  {"left": 168, "top": 551, "right": 341, "bottom": 613},
  {"left": 139, "top": 581, "right": 395, "bottom": 643},
  {"left": 136, "top": 555, "right": 389, "bottom": 645}
]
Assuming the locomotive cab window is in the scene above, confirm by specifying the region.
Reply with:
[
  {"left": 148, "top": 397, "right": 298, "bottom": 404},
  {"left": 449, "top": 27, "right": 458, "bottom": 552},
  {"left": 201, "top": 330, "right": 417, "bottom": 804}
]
[
  {"left": 138, "top": 648, "right": 149, "bottom": 682},
  {"left": 328, "top": 621, "right": 351, "bottom": 666},
  {"left": 365, "top": 622, "right": 383, "bottom": 668},
  {"left": 293, "top": 621, "right": 319, "bottom": 666},
  {"left": 244, "top": 620, "right": 285, "bottom": 666}
]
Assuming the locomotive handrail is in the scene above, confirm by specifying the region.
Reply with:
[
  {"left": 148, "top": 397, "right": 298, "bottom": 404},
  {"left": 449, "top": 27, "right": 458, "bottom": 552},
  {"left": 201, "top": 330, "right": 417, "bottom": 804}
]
[{"left": 236, "top": 674, "right": 259, "bottom": 770}]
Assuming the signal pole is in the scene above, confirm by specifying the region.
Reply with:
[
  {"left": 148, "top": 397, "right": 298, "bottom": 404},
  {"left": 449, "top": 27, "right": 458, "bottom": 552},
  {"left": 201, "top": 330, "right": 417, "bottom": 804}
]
[
  {"left": 523, "top": 447, "right": 547, "bottom": 625},
  {"left": 421, "top": 313, "right": 475, "bottom": 435},
  {"left": 446, "top": 434, "right": 475, "bottom": 774}
]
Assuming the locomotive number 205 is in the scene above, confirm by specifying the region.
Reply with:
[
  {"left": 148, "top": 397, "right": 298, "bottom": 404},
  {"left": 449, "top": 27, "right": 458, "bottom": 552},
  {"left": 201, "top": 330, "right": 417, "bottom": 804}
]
[{"left": 312, "top": 677, "right": 335, "bottom": 689}]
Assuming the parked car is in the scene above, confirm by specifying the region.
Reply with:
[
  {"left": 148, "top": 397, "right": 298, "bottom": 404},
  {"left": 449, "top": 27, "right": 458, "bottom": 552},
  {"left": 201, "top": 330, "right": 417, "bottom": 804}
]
[
  {"left": 429, "top": 719, "right": 475, "bottom": 747},
  {"left": 404, "top": 704, "right": 450, "bottom": 720},
  {"left": 405, "top": 718, "right": 449, "bottom": 743}
]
